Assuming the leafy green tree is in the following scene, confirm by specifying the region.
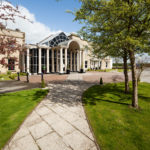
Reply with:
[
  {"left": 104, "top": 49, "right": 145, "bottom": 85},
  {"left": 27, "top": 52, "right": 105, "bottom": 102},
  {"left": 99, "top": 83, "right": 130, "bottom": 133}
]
[{"left": 69, "top": 0, "right": 150, "bottom": 108}]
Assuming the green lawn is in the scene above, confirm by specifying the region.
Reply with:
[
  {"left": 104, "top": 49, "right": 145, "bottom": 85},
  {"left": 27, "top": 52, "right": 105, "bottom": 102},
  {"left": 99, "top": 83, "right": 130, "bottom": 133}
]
[
  {"left": 0, "top": 89, "right": 48, "bottom": 149},
  {"left": 0, "top": 72, "right": 26, "bottom": 81},
  {"left": 0, "top": 74, "right": 11, "bottom": 81},
  {"left": 83, "top": 82, "right": 150, "bottom": 150}
]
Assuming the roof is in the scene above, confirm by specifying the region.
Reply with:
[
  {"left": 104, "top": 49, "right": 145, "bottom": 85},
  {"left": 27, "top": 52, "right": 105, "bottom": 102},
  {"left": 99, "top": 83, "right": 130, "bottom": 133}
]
[{"left": 38, "top": 32, "right": 69, "bottom": 47}]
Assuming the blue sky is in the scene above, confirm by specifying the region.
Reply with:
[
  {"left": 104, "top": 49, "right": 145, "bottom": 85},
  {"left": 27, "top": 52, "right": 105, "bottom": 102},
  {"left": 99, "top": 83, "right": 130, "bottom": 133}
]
[{"left": 10, "top": 0, "right": 82, "bottom": 33}]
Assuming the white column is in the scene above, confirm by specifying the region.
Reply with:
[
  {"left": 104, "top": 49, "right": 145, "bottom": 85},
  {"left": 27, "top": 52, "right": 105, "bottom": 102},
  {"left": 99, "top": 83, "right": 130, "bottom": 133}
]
[
  {"left": 65, "top": 48, "right": 67, "bottom": 72},
  {"left": 70, "top": 51, "right": 72, "bottom": 71},
  {"left": 56, "top": 50, "right": 59, "bottom": 72},
  {"left": 109, "top": 59, "right": 113, "bottom": 69},
  {"left": 22, "top": 51, "right": 25, "bottom": 72},
  {"left": 52, "top": 49, "right": 54, "bottom": 72},
  {"left": 47, "top": 48, "right": 49, "bottom": 73},
  {"left": 60, "top": 48, "right": 63, "bottom": 74},
  {"left": 77, "top": 51, "right": 80, "bottom": 72},
  {"left": 82, "top": 50, "right": 85, "bottom": 71},
  {"left": 38, "top": 48, "right": 42, "bottom": 74},
  {"left": 101, "top": 60, "right": 105, "bottom": 70},
  {"left": 79, "top": 50, "right": 82, "bottom": 70},
  {"left": 74, "top": 52, "right": 75, "bottom": 71},
  {"left": 27, "top": 48, "right": 30, "bottom": 73}
]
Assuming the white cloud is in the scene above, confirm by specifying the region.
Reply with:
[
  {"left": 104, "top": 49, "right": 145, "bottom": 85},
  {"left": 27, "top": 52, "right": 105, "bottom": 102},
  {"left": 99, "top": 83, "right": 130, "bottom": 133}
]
[{"left": 1, "top": 2, "right": 62, "bottom": 44}]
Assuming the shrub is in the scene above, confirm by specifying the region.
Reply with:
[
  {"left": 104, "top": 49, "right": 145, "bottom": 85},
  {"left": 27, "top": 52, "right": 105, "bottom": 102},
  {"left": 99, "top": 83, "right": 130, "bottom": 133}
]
[
  {"left": 100, "top": 77, "right": 103, "bottom": 85},
  {"left": 7, "top": 71, "right": 11, "bottom": 75},
  {"left": 41, "top": 79, "right": 46, "bottom": 88},
  {"left": 9, "top": 74, "right": 17, "bottom": 80},
  {"left": 0, "top": 74, "right": 3, "bottom": 78}
]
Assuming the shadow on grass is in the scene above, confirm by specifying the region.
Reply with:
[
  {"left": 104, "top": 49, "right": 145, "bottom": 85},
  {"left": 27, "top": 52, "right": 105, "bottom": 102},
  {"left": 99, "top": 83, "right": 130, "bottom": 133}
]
[
  {"left": 83, "top": 83, "right": 150, "bottom": 106},
  {"left": 83, "top": 83, "right": 132, "bottom": 106},
  {"left": 94, "top": 98, "right": 129, "bottom": 106},
  {"left": 32, "top": 90, "right": 48, "bottom": 101}
]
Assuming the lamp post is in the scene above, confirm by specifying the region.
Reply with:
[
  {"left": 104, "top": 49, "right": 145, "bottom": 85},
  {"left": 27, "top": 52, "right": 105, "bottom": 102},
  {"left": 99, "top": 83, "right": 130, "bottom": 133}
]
[
  {"left": 41, "top": 72, "right": 44, "bottom": 81},
  {"left": 26, "top": 72, "right": 29, "bottom": 83},
  {"left": 17, "top": 72, "right": 20, "bottom": 81}
]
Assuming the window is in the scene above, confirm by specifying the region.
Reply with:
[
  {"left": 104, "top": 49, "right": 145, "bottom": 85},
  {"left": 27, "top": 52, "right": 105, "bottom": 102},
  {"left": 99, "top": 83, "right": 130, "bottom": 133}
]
[
  {"left": 106, "top": 62, "right": 108, "bottom": 68},
  {"left": 85, "top": 61, "right": 88, "bottom": 68},
  {"left": 63, "top": 49, "right": 65, "bottom": 64},
  {"left": 47, "top": 32, "right": 69, "bottom": 47},
  {"left": 8, "top": 59, "right": 15, "bottom": 70},
  {"left": 30, "top": 48, "right": 38, "bottom": 74}
]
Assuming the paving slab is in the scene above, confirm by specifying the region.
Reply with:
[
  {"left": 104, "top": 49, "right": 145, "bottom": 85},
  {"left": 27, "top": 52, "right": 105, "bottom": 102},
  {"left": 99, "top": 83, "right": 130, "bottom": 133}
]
[
  {"left": 4, "top": 77, "right": 98, "bottom": 150},
  {"left": 42, "top": 113, "right": 63, "bottom": 126},
  {"left": 12, "top": 125, "right": 29, "bottom": 141},
  {"left": 50, "top": 119, "right": 75, "bottom": 136},
  {"left": 72, "top": 118, "right": 94, "bottom": 140},
  {"left": 14, "top": 134, "right": 39, "bottom": 150},
  {"left": 28, "top": 121, "right": 53, "bottom": 140},
  {"left": 63, "top": 130, "right": 95, "bottom": 150},
  {"left": 37, "top": 132, "right": 71, "bottom": 150},
  {"left": 35, "top": 106, "right": 52, "bottom": 116}
]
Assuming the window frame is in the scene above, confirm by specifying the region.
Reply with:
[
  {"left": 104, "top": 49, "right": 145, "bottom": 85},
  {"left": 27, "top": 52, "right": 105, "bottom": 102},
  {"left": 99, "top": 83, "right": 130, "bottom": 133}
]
[{"left": 8, "top": 59, "right": 15, "bottom": 71}]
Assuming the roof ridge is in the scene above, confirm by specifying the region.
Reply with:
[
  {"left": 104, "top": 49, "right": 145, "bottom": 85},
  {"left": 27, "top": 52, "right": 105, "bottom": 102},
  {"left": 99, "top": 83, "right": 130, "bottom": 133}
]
[{"left": 38, "top": 34, "right": 54, "bottom": 44}]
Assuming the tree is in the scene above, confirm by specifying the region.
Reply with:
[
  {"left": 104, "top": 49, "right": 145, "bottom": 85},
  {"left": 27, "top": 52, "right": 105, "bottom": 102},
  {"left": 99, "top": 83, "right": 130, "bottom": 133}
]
[
  {"left": 92, "top": 39, "right": 130, "bottom": 93},
  {"left": 71, "top": 0, "right": 150, "bottom": 108},
  {"left": 0, "top": 1, "right": 27, "bottom": 69}
]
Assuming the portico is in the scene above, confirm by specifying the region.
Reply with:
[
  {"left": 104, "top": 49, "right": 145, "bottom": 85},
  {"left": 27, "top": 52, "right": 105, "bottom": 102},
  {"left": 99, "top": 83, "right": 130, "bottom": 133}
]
[
  {"left": 22, "top": 32, "right": 112, "bottom": 74},
  {"left": 24, "top": 41, "right": 84, "bottom": 74}
]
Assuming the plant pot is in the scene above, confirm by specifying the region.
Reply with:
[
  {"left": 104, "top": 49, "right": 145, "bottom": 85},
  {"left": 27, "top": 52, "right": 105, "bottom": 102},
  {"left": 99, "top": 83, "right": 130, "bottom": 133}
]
[
  {"left": 80, "top": 69, "right": 84, "bottom": 73},
  {"left": 66, "top": 69, "right": 70, "bottom": 74}
]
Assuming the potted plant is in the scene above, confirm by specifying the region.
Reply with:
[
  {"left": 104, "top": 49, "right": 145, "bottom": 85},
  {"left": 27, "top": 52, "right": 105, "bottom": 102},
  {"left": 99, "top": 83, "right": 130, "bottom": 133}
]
[
  {"left": 66, "top": 64, "right": 70, "bottom": 74},
  {"left": 80, "top": 63, "right": 84, "bottom": 73}
]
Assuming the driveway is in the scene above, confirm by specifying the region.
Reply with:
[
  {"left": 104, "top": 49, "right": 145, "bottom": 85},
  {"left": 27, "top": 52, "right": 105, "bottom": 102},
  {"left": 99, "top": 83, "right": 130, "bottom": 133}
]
[
  {"left": 0, "top": 81, "right": 40, "bottom": 94},
  {"left": 3, "top": 75, "right": 98, "bottom": 150}
]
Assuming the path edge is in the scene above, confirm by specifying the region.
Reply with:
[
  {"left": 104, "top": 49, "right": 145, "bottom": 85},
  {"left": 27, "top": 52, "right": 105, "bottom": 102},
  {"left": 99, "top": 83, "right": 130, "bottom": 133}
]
[
  {"left": 81, "top": 88, "right": 101, "bottom": 150},
  {"left": 2, "top": 88, "right": 49, "bottom": 150}
]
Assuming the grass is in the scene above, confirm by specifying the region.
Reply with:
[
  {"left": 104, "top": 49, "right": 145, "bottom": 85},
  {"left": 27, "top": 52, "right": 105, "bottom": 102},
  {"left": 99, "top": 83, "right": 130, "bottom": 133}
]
[
  {"left": 83, "top": 82, "right": 150, "bottom": 150},
  {"left": 0, "top": 72, "right": 26, "bottom": 81},
  {"left": 0, "top": 88, "right": 49, "bottom": 149},
  {"left": 0, "top": 74, "right": 12, "bottom": 81}
]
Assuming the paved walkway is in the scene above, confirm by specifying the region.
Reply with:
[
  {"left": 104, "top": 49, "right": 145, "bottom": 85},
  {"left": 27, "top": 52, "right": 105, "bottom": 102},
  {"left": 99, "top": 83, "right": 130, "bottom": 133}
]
[{"left": 4, "top": 75, "right": 98, "bottom": 150}]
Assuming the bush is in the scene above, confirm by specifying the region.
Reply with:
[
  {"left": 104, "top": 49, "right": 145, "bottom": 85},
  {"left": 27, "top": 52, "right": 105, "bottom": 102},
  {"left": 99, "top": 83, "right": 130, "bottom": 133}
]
[
  {"left": 0, "top": 74, "right": 3, "bottom": 78},
  {"left": 41, "top": 79, "right": 46, "bottom": 88},
  {"left": 9, "top": 74, "right": 17, "bottom": 80},
  {"left": 100, "top": 77, "right": 103, "bottom": 85},
  {"left": 7, "top": 71, "right": 11, "bottom": 75}
]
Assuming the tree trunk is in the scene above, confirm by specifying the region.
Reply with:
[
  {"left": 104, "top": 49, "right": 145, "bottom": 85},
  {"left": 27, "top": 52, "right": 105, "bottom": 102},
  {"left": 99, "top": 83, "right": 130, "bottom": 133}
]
[
  {"left": 123, "top": 50, "right": 129, "bottom": 93},
  {"left": 129, "top": 50, "right": 138, "bottom": 108}
]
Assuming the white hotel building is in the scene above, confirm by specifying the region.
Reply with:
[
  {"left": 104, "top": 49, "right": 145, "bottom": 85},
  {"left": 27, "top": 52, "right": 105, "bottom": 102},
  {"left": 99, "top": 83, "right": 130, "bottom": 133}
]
[
  {"left": 0, "top": 29, "right": 112, "bottom": 74},
  {"left": 23, "top": 32, "right": 112, "bottom": 74}
]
